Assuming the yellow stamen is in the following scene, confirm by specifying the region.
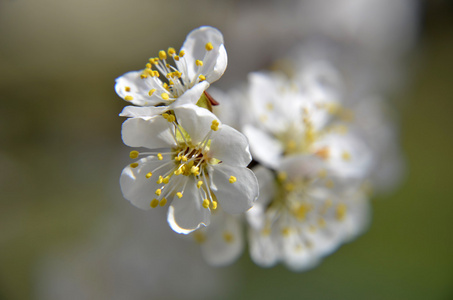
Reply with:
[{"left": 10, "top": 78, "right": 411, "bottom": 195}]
[
  {"left": 124, "top": 95, "right": 133, "bottom": 101},
  {"left": 129, "top": 151, "right": 139, "bottom": 159},
  {"left": 156, "top": 176, "right": 163, "bottom": 184},
  {"left": 197, "top": 180, "right": 203, "bottom": 188},
  {"left": 336, "top": 204, "right": 347, "bottom": 221},
  {"left": 342, "top": 151, "right": 351, "bottom": 161},
  {"left": 211, "top": 119, "right": 220, "bottom": 131},
  {"left": 167, "top": 47, "right": 176, "bottom": 56},
  {"left": 205, "top": 42, "right": 214, "bottom": 51},
  {"left": 179, "top": 50, "right": 185, "bottom": 57},
  {"left": 195, "top": 60, "right": 203, "bottom": 67},
  {"left": 211, "top": 201, "right": 218, "bottom": 210},
  {"left": 198, "top": 75, "right": 206, "bottom": 81},
  {"left": 148, "top": 88, "right": 156, "bottom": 96},
  {"left": 145, "top": 172, "right": 152, "bottom": 179},
  {"left": 160, "top": 197, "right": 167, "bottom": 207},
  {"left": 163, "top": 176, "right": 170, "bottom": 184},
  {"left": 159, "top": 50, "right": 167, "bottom": 60},
  {"left": 223, "top": 231, "right": 233, "bottom": 243},
  {"left": 150, "top": 199, "right": 159, "bottom": 208},
  {"left": 125, "top": 86, "right": 131, "bottom": 92},
  {"left": 155, "top": 189, "right": 162, "bottom": 196},
  {"left": 161, "top": 93, "right": 170, "bottom": 100},
  {"left": 229, "top": 176, "right": 237, "bottom": 184},
  {"left": 202, "top": 199, "right": 210, "bottom": 208},
  {"left": 130, "top": 162, "right": 139, "bottom": 168}
]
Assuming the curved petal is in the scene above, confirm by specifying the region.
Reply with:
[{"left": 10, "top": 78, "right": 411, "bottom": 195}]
[
  {"left": 248, "top": 227, "right": 279, "bottom": 268},
  {"left": 174, "top": 104, "right": 218, "bottom": 145},
  {"left": 120, "top": 156, "right": 174, "bottom": 210},
  {"left": 209, "top": 125, "right": 252, "bottom": 167},
  {"left": 170, "top": 81, "right": 210, "bottom": 107},
  {"left": 121, "top": 117, "right": 177, "bottom": 149},
  {"left": 115, "top": 71, "right": 166, "bottom": 106},
  {"left": 167, "top": 177, "right": 211, "bottom": 234},
  {"left": 210, "top": 164, "right": 258, "bottom": 215},
  {"left": 243, "top": 124, "right": 283, "bottom": 169},
  {"left": 180, "top": 26, "right": 226, "bottom": 84},
  {"left": 119, "top": 106, "right": 167, "bottom": 119},
  {"left": 282, "top": 231, "right": 320, "bottom": 272}
]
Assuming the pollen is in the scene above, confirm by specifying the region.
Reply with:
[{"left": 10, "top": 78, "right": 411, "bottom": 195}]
[
  {"left": 197, "top": 180, "right": 203, "bottom": 188},
  {"left": 167, "top": 47, "right": 176, "bottom": 56},
  {"left": 157, "top": 153, "right": 163, "bottom": 160},
  {"left": 223, "top": 231, "right": 233, "bottom": 243},
  {"left": 157, "top": 176, "right": 163, "bottom": 184},
  {"left": 148, "top": 88, "right": 156, "bottom": 96},
  {"left": 145, "top": 172, "right": 153, "bottom": 179},
  {"left": 161, "top": 93, "right": 170, "bottom": 100},
  {"left": 281, "top": 227, "right": 291, "bottom": 236},
  {"left": 211, "top": 201, "right": 218, "bottom": 210},
  {"left": 160, "top": 197, "right": 167, "bottom": 207},
  {"left": 179, "top": 50, "right": 185, "bottom": 57},
  {"left": 125, "top": 95, "right": 134, "bottom": 101},
  {"left": 195, "top": 60, "right": 203, "bottom": 67},
  {"left": 342, "top": 151, "right": 351, "bottom": 161},
  {"left": 211, "top": 119, "right": 220, "bottom": 131},
  {"left": 130, "top": 162, "right": 139, "bottom": 168},
  {"left": 129, "top": 151, "right": 139, "bottom": 159},
  {"left": 167, "top": 115, "right": 176, "bottom": 123},
  {"left": 163, "top": 176, "right": 170, "bottom": 184},
  {"left": 159, "top": 50, "right": 167, "bottom": 60},
  {"left": 205, "top": 42, "right": 213, "bottom": 51},
  {"left": 336, "top": 204, "right": 347, "bottom": 221},
  {"left": 176, "top": 192, "right": 183, "bottom": 198},
  {"left": 199, "top": 75, "right": 206, "bottom": 81},
  {"left": 155, "top": 189, "right": 162, "bottom": 196},
  {"left": 229, "top": 176, "right": 237, "bottom": 183},
  {"left": 150, "top": 199, "right": 159, "bottom": 208},
  {"left": 125, "top": 86, "right": 131, "bottom": 92},
  {"left": 202, "top": 199, "right": 210, "bottom": 208}
]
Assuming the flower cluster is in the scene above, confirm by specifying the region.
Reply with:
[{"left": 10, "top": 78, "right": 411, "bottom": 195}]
[{"left": 115, "top": 26, "right": 402, "bottom": 270}]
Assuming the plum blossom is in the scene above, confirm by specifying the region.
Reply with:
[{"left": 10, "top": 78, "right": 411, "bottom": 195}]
[
  {"left": 115, "top": 26, "right": 227, "bottom": 117},
  {"left": 120, "top": 104, "right": 258, "bottom": 234}
]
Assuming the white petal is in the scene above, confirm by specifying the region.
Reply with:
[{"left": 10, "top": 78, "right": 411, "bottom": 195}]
[
  {"left": 167, "top": 177, "right": 210, "bottom": 234},
  {"left": 115, "top": 71, "right": 165, "bottom": 106},
  {"left": 209, "top": 125, "right": 252, "bottom": 167},
  {"left": 210, "top": 164, "right": 258, "bottom": 215},
  {"left": 121, "top": 117, "right": 177, "bottom": 149},
  {"left": 248, "top": 227, "right": 279, "bottom": 268},
  {"left": 119, "top": 106, "right": 167, "bottom": 118},
  {"left": 282, "top": 231, "right": 320, "bottom": 272},
  {"left": 243, "top": 124, "right": 283, "bottom": 169},
  {"left": 279, "top": 154, "right": 324, "bottom": 179},
  {"left": 180, "top": 26, "right": 226, "bottom": 83},
  {"left": 199, "top": 212, "right": 244, "bottom": 266},
  {"left": 120, "top": 156, "right": 173, "bottom": 210},
  {"left": 173, "top": 104, "right": 218, "bottom": 144},
  {"left": 171, "top": 81, "right": 210, "bottom": 107}
]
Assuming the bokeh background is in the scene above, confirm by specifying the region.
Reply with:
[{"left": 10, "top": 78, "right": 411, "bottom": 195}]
[{"left": 1, "top": 0, "right": 452, "bottom": 299}]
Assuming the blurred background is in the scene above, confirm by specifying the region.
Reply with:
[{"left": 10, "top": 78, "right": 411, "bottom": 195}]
[{"left": 0, "top": 0, "right": 452, "bottom": 299}]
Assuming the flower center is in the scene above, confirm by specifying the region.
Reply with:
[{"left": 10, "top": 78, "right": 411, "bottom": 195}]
[{"left": 139, "top": 42, "right": 215, "bottom": 103}]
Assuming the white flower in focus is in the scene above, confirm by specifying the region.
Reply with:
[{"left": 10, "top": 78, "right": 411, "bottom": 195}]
[
  {"left": 247, "top": 157, "right": 370, "bottom": 271},
  {"left": 120, "top": 104, "right": 258, "bottom": 234},
  {"left": 116, "top": 26, "right": 227, "bottom": 117}
]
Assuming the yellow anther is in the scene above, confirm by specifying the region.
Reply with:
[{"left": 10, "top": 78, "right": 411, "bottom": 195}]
[
  {"left": 191, "top": 166, "right": 199, "bottom": 174},
  {"left": 163, "top": 176, "right": 170, "bottom": 184},
  {"left": 125, "top": 95, "right": 134, "bottom": 101},
  {"left": 179, "top": 50, "right": 185, "bottom": 57},
  {"left": 162, "top": 82, "right": 169, "bottom": 89},
  {"left": 166, "top": 63, "right": 170, "bottom": 68},
  {"left": 205, "top": 42, "right": 213, "bottom": 51},
  {"left": 174, "top": 168, "right": 183, "bottom": 175},
  {"left": 211, "top": 200, "right": 218, "bottom": 210},
  {"left": 140, "top": 74, "right": 148, "bottom": 79},
  {"left": 176, "top": 71, "right": 182, "bottom": 78},
  {"left": 145, "top": 172, "right": 153, "bottom": 179},
  {"left": 223, "top": 231, "right": 233, "bottom": 243},
  {"left": 295, "top": 204, "right": 309, "bottom": 220},
  {"left": 168, "top": 47, "right": 176, "bottom": 56},
  {"left": 146, "top": 69, "right": 153, "bottom": 76},
  {"left": 198, "top": 75, "right": 206, "bottom": 81},
  {"left": 336, "top": 204, "right": 347, "bottom": 221},
  {"left": 195, "top": 60, "right": 203, "bottom": 67},
  {"left": 161, "top": 93, "right": 170, "bottom": 100},
  {"left": 160, "top": 197, "right": 167, "bottom": 207},
  {"left": 156, "top": 176, "right": 163, "bottom": 184},
  {"left": 148, "top": 88, "right": 156, "bottom": 96},
  {"left": 174, "top": 55, "right": 180, "bottom": 61},
  {"left": 229, "top": 176, "right": 237, "bottom": 184},
  {"left": 176, "top": 192, "right": 183, "bottom": 198},
  {"left": 125, "top": 86, "right": 131, "bottom": 92},
  {"left": 211, "top": 119, "right": 220, "bottom": 131},
  {"left": 167, "top": 115, "right": 175, "bottom": 123},
  {"left": 193, "top": 232, "right": 206, "bottom": 244},
  {"left": 153, "top": 70, "right": 160, "bottom": 77},
  {"left": 155, "top": 189, "right": 162, "bottom": 196},
  {"left": 175, "top": 156, "right": 181, "bottom": 162},
  {"left": 181, "top": 156, "right": 188, "bottom": 162},
  {"left": 202, "top": 199, "right": 210, "bottom": 208},
  {"left": 197, "top": 181, "right": 203, "bottom": 188},
  {"left": 150, "top": 199, "right": 159, "bottom": 208},
  {"left": 277, "top": 172, "right": 287, "bottom": 182},
  {"left": 342, "top": 151, "right": 351, "bottom": 161},
  {"left": 159, "top": 50, "right": 167, "bottom": 60},
  {"left": 157, "top": 153, "right": 163, "bottom": 160},
  {"left": 281, "top": 227, "right": 291, "bottom": 236},
  {"left": 162, "top": 113, "right": 169, "bottom": 119},
  {"left": 266, "top": 102, "right": 274, "bottom": 111},
  {"left": 284, "top": 182, "right": 295, "bottom": 191},
  {"left": 130, "top": 162, "right": 139, "bottom": 168},
  {"left": 129, "top": 151, "right": 139, "bottom": 159},
  {"left": 146, "top": 63, "right": 152, "bottom": 69}
]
